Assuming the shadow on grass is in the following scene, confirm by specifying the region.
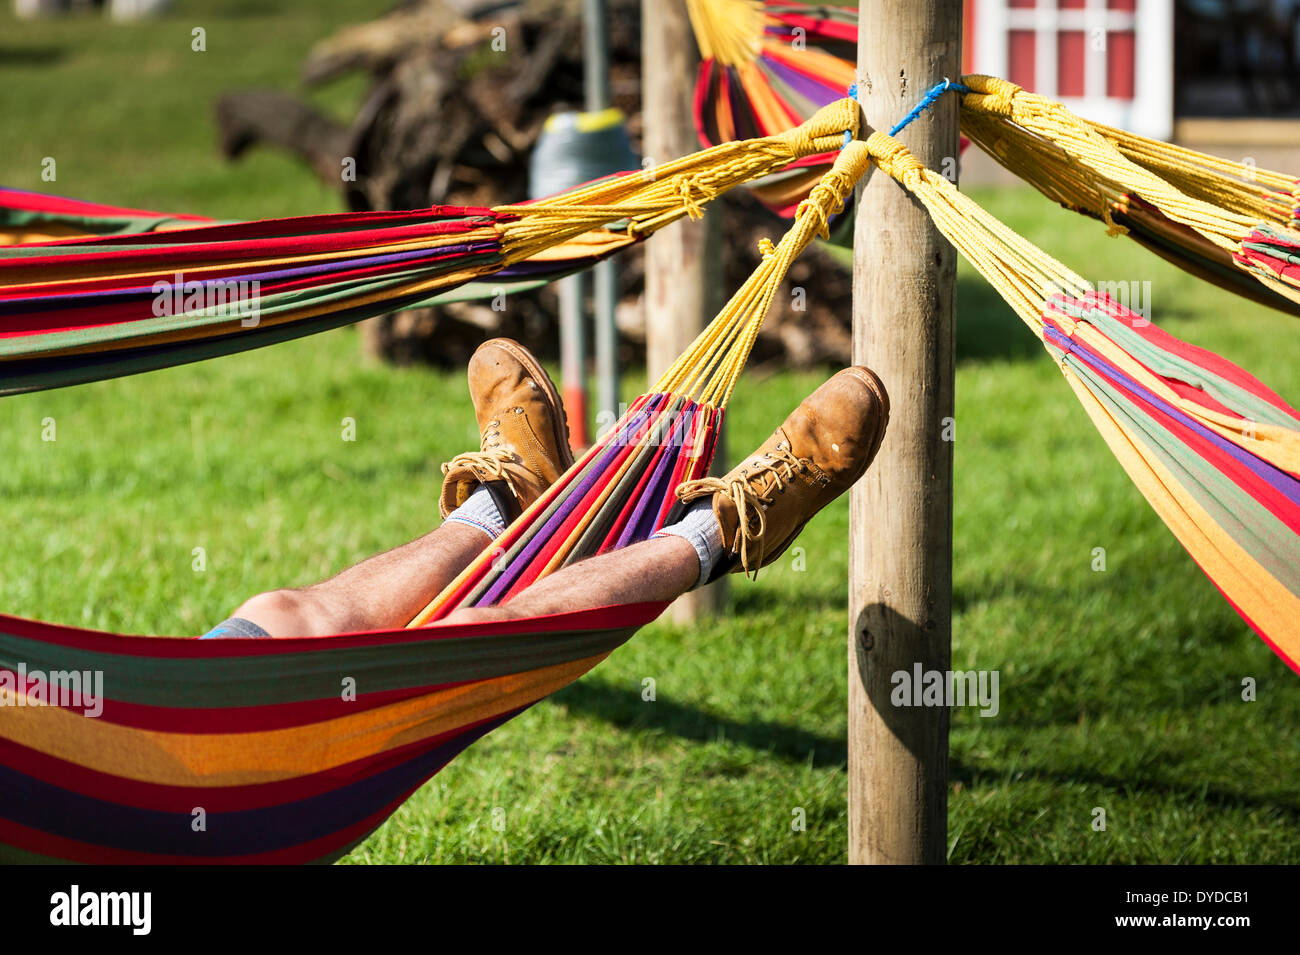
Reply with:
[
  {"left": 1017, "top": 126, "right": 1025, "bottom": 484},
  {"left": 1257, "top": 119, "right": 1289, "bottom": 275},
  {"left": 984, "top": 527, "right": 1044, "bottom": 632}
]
[
  {"left": 731, "top": 585, "right": 845, "bottom": 616},
  {"left": 554, "top": 635, "right": 1296, "bottom": 822},
  {"left": 551, "top": 676, "right": 849, "bottom": 769},
  {"left": 955, "top": 275, "right": 1043, "bottom": 365},
  {"left": 0, "top": 45, "right": 67, "bottom": 67},
  {"left": 949, "top": 756, "right": 1300, "bottom": 816}
]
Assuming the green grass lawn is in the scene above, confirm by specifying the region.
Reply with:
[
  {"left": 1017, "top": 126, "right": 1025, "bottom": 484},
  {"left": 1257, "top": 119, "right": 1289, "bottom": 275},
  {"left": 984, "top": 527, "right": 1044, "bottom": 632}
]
[{"left": 2, "top": 1, "right": 1298, "bottom": 864}]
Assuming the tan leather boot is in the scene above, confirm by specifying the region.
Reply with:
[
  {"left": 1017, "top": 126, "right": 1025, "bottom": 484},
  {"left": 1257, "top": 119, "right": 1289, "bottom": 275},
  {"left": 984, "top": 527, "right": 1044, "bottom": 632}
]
[
  {"left": 675, "top": 366, "right": 889, "bottom": 578},
  {"left": 439, "top": 339, "right": 574, "bottom": 523}
]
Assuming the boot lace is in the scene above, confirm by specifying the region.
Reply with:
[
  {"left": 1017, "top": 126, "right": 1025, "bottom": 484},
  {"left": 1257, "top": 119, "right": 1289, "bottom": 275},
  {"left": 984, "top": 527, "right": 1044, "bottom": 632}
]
[
  {"left": 676, "top": 440, "right": 808, "bottom": 577},
  {"left": 441, "top": 410, "right": 532, "bottom": 500}
]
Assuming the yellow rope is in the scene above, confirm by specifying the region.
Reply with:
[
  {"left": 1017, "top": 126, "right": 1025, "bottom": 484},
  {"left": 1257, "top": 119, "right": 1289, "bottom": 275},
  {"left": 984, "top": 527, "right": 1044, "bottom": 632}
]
[
  {"left": 959, "top": 74, "right": 1267, "bottom": 254},
  {"left": 864, "top": 129, "right": 1089, "bottom": 337},
  {"left": 1087, "top": 119, "right": 1299, "bottom": 227},
  {"left": 653, "top": 138, "right": 873, "bottom": 408},
  {"left": 684, "top": 0, "right": 766, "bottom": 67},
  {"left": 494, "top": 98, "right": 858, "bottom": 265},
  {"left": 866, "top": 130, "right": 1300, "bottom": 476}
]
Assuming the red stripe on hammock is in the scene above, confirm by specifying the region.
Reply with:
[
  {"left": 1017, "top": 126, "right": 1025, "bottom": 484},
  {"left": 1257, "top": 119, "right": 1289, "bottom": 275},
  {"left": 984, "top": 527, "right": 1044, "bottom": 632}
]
[
  {"left": 1047, "top": 315, "right": 1300, "bottom": 533},
  {"left": 1083, "top": 291, "right": 1300, "bottom": 422},
  {"left": 0, "top": 188, "right": 211, "bottom": 222},
  {"left": 0, "top": 602, "right": 667, "bottom": 656}
]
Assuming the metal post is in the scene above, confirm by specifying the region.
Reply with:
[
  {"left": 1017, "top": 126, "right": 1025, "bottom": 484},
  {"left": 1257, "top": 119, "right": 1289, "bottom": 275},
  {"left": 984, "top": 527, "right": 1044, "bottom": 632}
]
[{"left": 584, "top": 0, "right": 620, "bottom": 433}]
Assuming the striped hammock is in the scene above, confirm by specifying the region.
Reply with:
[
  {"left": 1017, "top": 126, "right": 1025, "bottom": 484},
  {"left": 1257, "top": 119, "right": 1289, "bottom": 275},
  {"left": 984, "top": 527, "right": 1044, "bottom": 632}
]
[
  {"left": 5, "top": 90, "right": 1300, "bottom": 863},
  {"left": 685, "top": 4, "right": 1300, "bottom": 321},
  {"left": 958, "top": 75, "right": 1300, "bottom": 320},
  {"left": 862, "top": 131, "right": 1300, "bottom": 673},
  {"left": 0, "top": 100, "right": 854, "bottom": 396},
  {"left": 687, "top": 0, "right": 858, "bottom": 218},
  {"left": 0, "top": 125, "right": 868, "bottom": 864}
]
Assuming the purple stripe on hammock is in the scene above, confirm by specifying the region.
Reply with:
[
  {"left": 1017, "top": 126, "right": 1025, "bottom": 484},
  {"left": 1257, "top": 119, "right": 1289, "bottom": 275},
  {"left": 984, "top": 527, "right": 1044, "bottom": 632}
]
[
  {"left": 673, "top": 406, "right": 721, "bottom": 523},
  {"left": 474, "top": 395, "right": 668, "bottom": 606},
  {"left": 614, "top": 403, "right": 699, "bottom": 549},
  {"left": 0, "top": 243, "right": 500, "bottom": 310},
  {"left": 1043, "top": 321, "right": 1300, "bottom": 509},
  {"left": 654, "top": 406, "right": 720, "bottom": 529},
  {"left": 761, "top": 56, "right": 841, "bottom": 107}
]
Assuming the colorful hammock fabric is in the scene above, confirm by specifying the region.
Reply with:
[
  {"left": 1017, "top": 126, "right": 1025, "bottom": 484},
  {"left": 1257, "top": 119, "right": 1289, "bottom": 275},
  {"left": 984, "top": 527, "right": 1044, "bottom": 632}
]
[
  {"left": 686, "top": 0, "right": 972, "bottom": 230},
  {"left": 863, "top": 130, "right": 1300, "bottom": 673},
  {"left": 0, "top": 186, "right": 215, "bottom": 244},
  {"left": 687, "top": 0, "right": 856, "bottom": 218},
  {"left": 957, "top": 75, "right": 1300, "bottom": 319},
  {"left": 0, "top": 129, "right": 869, "bottom": 864},
  {"left": 0, "top": 100, "right": 856, "bottom": 396}
]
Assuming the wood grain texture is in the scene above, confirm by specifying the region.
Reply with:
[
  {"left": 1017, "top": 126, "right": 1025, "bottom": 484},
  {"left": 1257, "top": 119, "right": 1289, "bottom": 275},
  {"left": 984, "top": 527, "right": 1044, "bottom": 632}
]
[
  {"left": 641, "top": 0, "right": 726, "bottom": 620},
  {"left": 849, "top": 0, "right": 962, "bottom": 865}
]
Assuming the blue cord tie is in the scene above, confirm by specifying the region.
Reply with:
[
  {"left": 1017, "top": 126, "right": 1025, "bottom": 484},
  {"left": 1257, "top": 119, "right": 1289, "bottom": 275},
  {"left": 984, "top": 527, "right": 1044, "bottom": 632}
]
[{"left": 841, "top": 78, "right": 970, "bottom": 148}]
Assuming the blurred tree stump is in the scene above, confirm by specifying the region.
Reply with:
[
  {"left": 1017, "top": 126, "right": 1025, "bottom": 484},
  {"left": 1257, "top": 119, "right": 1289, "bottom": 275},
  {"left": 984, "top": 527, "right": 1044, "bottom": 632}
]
[{"left": 213, "top": 0, "right": 853, "bottom": 369}]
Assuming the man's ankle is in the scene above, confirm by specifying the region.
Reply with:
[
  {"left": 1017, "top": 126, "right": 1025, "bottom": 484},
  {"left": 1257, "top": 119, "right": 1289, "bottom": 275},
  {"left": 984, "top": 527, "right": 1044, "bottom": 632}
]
[
  {"left": 443, "top": 484, "right": 507, "bottom": 539},
  {"left": 653, "top": 499, "right": 725, "bottom": 589}
]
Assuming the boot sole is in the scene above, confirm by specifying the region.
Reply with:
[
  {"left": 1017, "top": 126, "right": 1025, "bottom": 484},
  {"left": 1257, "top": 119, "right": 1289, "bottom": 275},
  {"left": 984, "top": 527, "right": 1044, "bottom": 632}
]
[
  {"left": 843, "top": 365, "right": 890, "bottom": 482},
  {"left": 485, "top": 338, "right": 576, "bottom": 471}
]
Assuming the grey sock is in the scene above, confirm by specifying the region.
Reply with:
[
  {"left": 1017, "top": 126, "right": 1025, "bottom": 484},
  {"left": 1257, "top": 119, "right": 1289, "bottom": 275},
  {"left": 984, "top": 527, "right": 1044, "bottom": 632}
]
[
  {"left": 445, "top": 484, "right": 507, "bottom": 539},
  {"left": 654, "top": 499, "right": 726, "bottom": 589}
]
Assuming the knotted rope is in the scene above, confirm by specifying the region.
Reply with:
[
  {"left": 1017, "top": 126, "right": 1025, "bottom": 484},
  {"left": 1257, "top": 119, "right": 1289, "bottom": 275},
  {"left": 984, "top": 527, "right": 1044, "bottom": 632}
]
[{"left": 496, "top": 98, "right": 859, "bottom": 263}]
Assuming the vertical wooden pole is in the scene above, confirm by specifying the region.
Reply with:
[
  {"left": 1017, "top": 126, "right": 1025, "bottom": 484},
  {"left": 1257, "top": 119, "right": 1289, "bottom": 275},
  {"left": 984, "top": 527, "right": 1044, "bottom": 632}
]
[
  {"left": 849, "top": 0, "right": 961, "bottom": 864},
  {"left": 642, "top": 0, "right": 726, "bottom": 620}
]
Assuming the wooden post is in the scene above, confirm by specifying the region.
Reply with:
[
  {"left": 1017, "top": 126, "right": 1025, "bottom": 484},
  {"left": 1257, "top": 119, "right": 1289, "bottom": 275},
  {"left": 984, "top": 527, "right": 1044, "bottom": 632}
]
[
  {"left": 849, "top": 0, "right": 961, "bottom": 864},
  {"left": 641, "top": 0, "right": 726, "bottom": 621}
]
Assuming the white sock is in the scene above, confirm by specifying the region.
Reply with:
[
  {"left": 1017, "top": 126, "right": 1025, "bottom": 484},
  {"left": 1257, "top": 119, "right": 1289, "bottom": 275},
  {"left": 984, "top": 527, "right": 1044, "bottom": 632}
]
[
  {"left": 444, "top": 485, "right": 507, "bottom": 539},
  {"left": 654, "top": 499, "right": 726, "bottom": 589}
]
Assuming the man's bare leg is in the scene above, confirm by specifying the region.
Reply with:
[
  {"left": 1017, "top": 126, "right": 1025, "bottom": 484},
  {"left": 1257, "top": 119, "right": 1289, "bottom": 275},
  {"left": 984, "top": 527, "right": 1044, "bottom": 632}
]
[
  {"left": 210, "top": 333, "right": 583, "bottom": 639},
  {"left": 439, "top": 534, "right": 700, "bottom": 625},
  {"left": 228, "top": 526, "right": 699, "bottom": 635},
  {"left": 228, "top": 521, "right": 490, "bottom": 636},
  {"left": 211, "top": 364, "right": 888, "bottom": 638}
]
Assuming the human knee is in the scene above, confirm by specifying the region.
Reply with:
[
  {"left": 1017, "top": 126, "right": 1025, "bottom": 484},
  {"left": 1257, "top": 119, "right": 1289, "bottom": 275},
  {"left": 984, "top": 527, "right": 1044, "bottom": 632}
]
[{"left": 231, "top": 588, "right": 326, "bottom": 637}]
